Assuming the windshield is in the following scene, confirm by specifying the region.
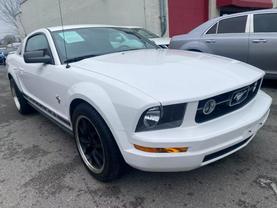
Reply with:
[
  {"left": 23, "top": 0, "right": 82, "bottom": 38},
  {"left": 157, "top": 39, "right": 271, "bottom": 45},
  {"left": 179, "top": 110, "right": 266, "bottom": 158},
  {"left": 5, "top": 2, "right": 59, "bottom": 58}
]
[
  {"left": 131, "top": 28, "right": 159, "bottom": 39},
  {"left": 52, "top": 27, "right": 158, "bottom": 64}
]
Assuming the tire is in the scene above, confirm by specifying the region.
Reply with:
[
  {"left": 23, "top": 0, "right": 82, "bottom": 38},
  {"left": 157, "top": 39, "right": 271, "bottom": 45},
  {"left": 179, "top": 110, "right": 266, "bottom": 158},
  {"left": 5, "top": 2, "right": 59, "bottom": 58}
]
[
  {"left": 9, "top": 78, "right": 33, "bottom": 114},
  {"left": 72, "top": 103, "right": 125, "bottom": 182}
]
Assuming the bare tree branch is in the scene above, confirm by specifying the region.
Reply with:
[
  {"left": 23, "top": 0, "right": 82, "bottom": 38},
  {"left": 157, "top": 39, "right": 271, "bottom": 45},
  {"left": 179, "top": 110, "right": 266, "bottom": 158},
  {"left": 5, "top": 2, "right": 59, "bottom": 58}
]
[{"left": 0, "top": 0, "right": 21, "bottom": 30}]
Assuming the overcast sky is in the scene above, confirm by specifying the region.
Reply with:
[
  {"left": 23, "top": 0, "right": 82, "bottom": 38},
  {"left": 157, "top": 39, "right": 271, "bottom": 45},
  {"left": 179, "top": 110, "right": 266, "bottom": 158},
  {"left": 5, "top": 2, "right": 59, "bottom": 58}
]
[
  {"left": 0, "top": 21, "right": 17, "bottom": 40},
  {"left": 0, "top": 0, "right": 20, "bottom": 40}
]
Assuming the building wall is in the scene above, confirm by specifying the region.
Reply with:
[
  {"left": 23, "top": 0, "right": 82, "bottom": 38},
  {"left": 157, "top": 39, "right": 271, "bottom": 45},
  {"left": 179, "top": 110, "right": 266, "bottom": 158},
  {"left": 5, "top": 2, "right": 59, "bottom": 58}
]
[
  {"left": 18, "top": 0, "right": 277, "bottom": 39},
  {"left": 168, "top": 0, "right": 208, "bottom": 36},
  {"left": 167, "top": 0, "right": 276, "bottom": 36},
  {"left": 209, "top": 0, "right": 276, "bottom": 17},
  {"left": 19, "top": 0, "right": 169, "bottom": 37},
  {"left": 209, "top": 0, "right": 220, "bottom": 18},
  {"left": 273, "top": 0, "right": 277, "bottom": 7}
]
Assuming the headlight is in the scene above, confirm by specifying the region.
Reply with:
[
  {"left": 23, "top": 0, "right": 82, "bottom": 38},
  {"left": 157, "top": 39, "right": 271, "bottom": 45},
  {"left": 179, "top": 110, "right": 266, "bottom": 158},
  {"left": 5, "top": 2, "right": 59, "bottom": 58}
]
[
  {"left": 136, "top": 103, "right": 186, "bottom": 132},
  {"left": 143, "top": 107, "right": 161, "bottom": 129}
]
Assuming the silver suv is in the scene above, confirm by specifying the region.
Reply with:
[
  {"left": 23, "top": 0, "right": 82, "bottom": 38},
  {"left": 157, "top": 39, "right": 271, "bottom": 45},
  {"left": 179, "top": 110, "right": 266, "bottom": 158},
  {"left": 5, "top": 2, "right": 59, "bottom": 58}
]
[{"left": 170, "top": 9, "right": 277, "bottom": 79}]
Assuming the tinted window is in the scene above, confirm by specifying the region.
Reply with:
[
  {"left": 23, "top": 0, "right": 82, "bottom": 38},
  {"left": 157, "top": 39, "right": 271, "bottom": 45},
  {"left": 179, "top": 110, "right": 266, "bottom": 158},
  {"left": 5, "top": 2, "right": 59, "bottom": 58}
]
[
  {"left": 25, "top": 34, "right": 49, "bottom": 52},
  {"left": 206, "top": 23, "right": 217, "bottom": 34},
  {"left": 218, "top": 16, "right": 247, "bottom": 34},
  {"left": 254, "top": 13, "right": 277, "bottom": 33}
]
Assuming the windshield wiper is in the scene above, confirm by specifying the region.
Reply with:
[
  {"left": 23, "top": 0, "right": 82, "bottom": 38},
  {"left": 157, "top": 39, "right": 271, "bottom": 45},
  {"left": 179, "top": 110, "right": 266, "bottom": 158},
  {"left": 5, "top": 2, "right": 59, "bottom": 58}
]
[{"left": 64, "top": 54, "right": 102, "bottom": 64}]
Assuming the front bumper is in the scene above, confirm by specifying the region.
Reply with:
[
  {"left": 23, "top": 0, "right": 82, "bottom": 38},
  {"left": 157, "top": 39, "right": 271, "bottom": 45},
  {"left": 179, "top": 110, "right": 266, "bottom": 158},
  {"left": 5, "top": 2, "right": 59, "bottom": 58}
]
[{"left": 121, "top": 90, "right": 272, "bottom": 172}]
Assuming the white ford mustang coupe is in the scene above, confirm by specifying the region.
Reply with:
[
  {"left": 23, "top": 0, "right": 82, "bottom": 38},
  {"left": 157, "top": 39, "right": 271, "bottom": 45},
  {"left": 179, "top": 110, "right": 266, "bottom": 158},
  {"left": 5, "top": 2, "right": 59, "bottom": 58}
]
[{"left": 7, "top": 25, "right": 272, "bottom": 181}]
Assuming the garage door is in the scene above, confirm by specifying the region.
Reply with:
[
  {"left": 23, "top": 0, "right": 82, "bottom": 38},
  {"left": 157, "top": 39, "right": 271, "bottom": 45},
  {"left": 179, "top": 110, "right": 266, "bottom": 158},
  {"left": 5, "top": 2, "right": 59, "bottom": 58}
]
[{"left": 168, "top": 0, "right": 209, "bottom": 37}]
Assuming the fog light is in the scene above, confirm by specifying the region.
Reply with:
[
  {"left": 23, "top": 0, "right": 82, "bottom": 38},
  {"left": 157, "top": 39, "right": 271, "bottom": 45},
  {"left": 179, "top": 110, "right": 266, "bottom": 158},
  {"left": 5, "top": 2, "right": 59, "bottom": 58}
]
[{"left": 134, "top": 144, "right": 188, "bottom": 153}]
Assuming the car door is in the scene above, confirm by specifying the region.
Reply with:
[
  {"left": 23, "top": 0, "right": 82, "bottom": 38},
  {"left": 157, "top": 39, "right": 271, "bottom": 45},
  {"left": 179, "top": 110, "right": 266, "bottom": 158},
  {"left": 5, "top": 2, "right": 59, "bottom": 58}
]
[
  {"left": 202, "top": 15, "right": 249, "bottom": 63},
  {"left": 249, "top": 13, "right": 277, "bottom": 75},
  {"left": 20, "top": 33, "right": 69, "bottom": 120}
]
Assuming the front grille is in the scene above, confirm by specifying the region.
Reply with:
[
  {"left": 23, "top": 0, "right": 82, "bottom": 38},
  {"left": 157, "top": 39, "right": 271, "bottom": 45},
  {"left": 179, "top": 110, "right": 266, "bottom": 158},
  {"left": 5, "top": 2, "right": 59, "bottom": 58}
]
[
  {"left": 203, "top": 136, "right": 252, "bottom": 163},
  {"left": 196, "top": 79, "right": 262, "bottom": 123}
]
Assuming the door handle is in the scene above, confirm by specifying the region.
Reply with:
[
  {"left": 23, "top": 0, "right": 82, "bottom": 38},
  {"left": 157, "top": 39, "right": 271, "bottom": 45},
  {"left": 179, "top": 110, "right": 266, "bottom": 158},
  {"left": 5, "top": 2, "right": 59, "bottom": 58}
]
[
  {"left": 205, "top": 39, "right": 216, "bottom": 44},
  {"left": 252, "top": 39, "right": 267, "bottom": 44}
]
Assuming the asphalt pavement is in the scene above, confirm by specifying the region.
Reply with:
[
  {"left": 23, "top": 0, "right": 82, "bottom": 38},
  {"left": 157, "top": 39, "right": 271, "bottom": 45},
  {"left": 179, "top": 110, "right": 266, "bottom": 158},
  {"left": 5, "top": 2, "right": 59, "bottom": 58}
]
[{"left": 0, "top": 65, "right": 276, "bottom": 208}]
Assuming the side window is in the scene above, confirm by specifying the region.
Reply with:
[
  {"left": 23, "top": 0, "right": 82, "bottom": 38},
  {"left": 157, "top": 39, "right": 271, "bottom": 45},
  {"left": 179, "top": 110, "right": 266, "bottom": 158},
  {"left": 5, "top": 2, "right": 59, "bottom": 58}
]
[
  {"left": 25, "top": 34, "right": 49, "bottom": 52},
  {"left": 254, "top": 13, "right": 277, "bottom": 33},
  {"left": 206, "top": 23, "right": 217, "bottom": 34},
  {"left": 217, "top": 16, "right": 247, "bottom": 34}
]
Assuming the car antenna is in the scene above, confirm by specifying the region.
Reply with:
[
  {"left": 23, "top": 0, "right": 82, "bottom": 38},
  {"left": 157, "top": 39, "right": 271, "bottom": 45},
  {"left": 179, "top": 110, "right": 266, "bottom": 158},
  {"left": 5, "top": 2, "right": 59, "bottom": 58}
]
[{"left": 58, "top": 0, "right": 70, "bottom": 69}]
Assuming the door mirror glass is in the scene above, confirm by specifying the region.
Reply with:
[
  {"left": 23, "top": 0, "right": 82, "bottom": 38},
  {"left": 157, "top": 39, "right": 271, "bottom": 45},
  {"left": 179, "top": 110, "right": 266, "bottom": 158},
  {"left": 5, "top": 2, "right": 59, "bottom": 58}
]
[{"left": 24, "top": 49, "right": 53, "bottom": 64}]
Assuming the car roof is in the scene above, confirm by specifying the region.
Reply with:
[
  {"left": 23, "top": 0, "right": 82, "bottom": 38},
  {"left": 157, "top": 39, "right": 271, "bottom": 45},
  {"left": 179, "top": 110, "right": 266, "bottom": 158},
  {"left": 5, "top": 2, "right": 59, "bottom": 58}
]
[
  {"left": 47, "top": 24, "right": 122, "bottom": 32},
  {"left": 215, "top": 8, "right": 277, "bottom": 20},
  {"left": 47, "top": 25, "right": 147, "bottom": 32},
  {"left": 118, "top": 26, "right": 142, "bottom": 29}
]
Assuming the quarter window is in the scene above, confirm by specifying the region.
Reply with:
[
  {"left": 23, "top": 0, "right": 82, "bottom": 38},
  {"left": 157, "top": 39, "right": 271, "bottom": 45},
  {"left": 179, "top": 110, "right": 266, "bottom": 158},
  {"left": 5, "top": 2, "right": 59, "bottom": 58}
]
[
  {"left": 25, "top": 34, "right": 49, "bottom": 52},
  {"left": 217, "top": 16, "right": 247, "bottom": 34},
  {"left": 254, "top": 13, "right": 277, "bottom": 33},
  {"left": 206, "top": 23, "right": 217, "bottom": 34}
]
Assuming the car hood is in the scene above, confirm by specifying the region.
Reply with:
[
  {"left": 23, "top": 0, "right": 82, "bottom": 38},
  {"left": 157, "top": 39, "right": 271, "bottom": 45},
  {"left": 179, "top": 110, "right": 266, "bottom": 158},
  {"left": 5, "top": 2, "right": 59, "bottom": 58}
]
[{"left": 73, "top": 49, "right": 264, "bottom": 104}]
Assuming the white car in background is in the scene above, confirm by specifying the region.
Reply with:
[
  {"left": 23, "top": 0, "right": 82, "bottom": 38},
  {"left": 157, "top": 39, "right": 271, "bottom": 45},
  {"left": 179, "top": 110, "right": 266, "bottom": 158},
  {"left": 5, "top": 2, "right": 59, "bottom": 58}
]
[
  {"left": 122, "top": 26, "right": 171, "bottom": 48},
  {"left": 7, "top": 25, "right": 271, "bottom": 181}
]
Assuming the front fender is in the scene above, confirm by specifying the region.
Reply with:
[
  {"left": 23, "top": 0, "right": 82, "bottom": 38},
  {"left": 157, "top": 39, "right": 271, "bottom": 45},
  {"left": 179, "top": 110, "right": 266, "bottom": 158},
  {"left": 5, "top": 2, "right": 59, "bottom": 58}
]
[
  {"left": 66, "top": 82, "right": 124, "bottom": 132},
  {"left": 66, "top": 81, "right": 158, "bottom": 151},
  {"left": 7, "top": 60, "right": 22, "bottom": 91},
  {"left": 180, "top": 41, "right": 213, "bottom": 53}
]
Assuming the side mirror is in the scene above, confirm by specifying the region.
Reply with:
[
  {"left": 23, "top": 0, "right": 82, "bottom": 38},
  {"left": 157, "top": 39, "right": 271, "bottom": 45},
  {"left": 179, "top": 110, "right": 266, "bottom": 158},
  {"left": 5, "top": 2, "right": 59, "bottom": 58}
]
[{"left": 24, "top": 49, "right": 53, "bottom": 64}]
